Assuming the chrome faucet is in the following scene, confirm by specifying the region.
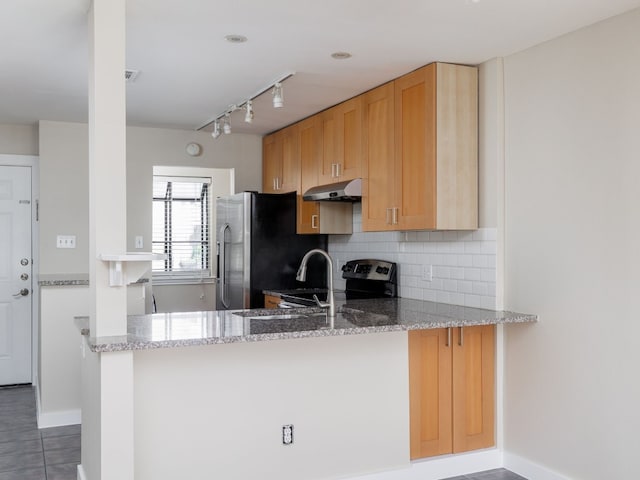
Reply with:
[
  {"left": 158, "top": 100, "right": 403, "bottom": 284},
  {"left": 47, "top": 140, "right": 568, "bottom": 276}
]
[{"left": 296, "top": 248, "right": 335, "bottom": 320}]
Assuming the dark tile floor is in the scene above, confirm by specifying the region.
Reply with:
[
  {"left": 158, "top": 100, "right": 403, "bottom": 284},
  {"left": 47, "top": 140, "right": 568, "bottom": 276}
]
[
  {"left": 443, "top": 468, "right": 527, "bottom": 480},
  {"left": 1, "top": 385, "right": 525, "bottom": 480},
  {"left": 0, "top": 386, "right": 80, "bottom": 480}
]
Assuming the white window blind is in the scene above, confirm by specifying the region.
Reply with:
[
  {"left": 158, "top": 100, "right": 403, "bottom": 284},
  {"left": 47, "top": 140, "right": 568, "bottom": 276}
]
[{"left": 152, "top": 176, "right": 211, "bottom": 279}]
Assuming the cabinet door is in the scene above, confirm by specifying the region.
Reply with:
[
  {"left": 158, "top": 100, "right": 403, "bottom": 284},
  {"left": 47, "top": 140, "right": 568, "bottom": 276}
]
[
  {"left": 318, "top": 98, "right": 363, "bottom": 184},
  {"left": 319, "top": 106, "right": 337, "bottom": 184},
  {"left": 334, "top": 96, "right": 362, "bottom": 181},
  {"left": 395, "top": 64, "right": 437, "bottom": 230},
  {"left": 278, "top": 125, "right": 300, "bottom": 194},
  {"left": 408, "top": 329, "right": 453, "bottom": 459},
  {"left": 452, "top": 325, "right": 495, "bottom": 453},
  {"left": 264, "top": 295, "right": 281, "bottom": 309},
  {"left": 298, "top": 117, "right": 322, "bottom": 234},
  {"left": 362, "top": 82, "right": 396, "bottom": 232},
  {"left": 262, "top": 133, "right": 282, "bottom": 193}
]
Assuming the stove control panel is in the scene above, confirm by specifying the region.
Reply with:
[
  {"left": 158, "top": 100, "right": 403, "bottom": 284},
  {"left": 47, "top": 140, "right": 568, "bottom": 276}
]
[{"left": 342, "top": 259, "right": 396, "bottom": 282}]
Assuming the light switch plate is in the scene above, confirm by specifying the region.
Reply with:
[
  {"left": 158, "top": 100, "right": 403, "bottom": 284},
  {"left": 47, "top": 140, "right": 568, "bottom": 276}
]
[
  {"left": 56, "top": 235, "right": 76, "bottom": 249},
  {"left": 135, "top": 236, "right": 144, "bottom": 249}
]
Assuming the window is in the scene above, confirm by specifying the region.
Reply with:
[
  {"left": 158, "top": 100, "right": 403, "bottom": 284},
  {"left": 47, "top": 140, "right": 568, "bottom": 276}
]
[{"left": 152, "top": 175, "right": 211, "bottom": 280}]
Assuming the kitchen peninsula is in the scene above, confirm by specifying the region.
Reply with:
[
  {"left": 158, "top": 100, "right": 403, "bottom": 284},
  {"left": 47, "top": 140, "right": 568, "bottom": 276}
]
[{"left": 77, "top": 298, "right": 536, "bottom": 480}]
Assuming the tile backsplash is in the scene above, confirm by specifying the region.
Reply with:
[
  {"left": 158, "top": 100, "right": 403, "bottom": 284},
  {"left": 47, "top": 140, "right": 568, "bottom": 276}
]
[{"left": 328, "top": 204, "right": 497, "bottom": 309}]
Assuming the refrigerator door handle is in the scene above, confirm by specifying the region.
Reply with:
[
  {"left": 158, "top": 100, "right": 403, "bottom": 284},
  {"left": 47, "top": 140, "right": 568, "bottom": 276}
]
[{"left": 219, "top": 223, "right": 231, "bottom": 308}]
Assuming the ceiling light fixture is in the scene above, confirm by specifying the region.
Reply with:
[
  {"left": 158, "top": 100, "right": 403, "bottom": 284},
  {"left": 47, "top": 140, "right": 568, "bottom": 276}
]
[
  {"left": 225, "top": 34, "right": 248, "bottom": 44},
  {"left": 244, "top": 100, "right": 254, "bottom": 124},
  {"left": 331, "top": 52, "right": 352, "bottom": 60},
  {"left": 211, "top": 120, "right": 221, "bottom": 139},
  {"left": 196, "top": 72, "right": 295, "bottom": 137},
  {"left": 222, "top": 114, "right": 232, "bottom": 135},
  {"left": 272, "top": 82, "right": 284, "bottom": 108}
]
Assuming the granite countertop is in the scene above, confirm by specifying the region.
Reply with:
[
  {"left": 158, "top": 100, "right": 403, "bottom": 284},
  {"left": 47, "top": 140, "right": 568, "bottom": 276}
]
[
  {"left": 77, "top": 297, "right": 537, "bottom": 353},
  {"left": 39, "top": 273, "right": 149, "bottom": 286}
]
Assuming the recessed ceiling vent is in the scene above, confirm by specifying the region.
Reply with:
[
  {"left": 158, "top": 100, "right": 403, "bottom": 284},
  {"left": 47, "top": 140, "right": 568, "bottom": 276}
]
[{"left": 124, "top": 70, "right": 140, "bottom": 83}]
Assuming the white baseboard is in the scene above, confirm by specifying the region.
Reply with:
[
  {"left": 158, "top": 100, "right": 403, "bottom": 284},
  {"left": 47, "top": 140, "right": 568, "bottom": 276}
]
[
  {"left": 348, "top": 449, "right": 503, "bottom": 480},
  {"left": 37, "top": 408, "right": 81, "bottom": 429},
  {"left": 77, "top": 464, "right": 87, "bottom": 480},
  {"left": 504, "top": 452, "right": 572, "bottom": 480},
  {"left": 34, "top": 380, "right": 81, "bottom": 428}
]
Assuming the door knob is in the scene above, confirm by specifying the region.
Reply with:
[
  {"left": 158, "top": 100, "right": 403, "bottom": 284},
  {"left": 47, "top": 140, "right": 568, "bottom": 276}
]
[
  {"left": 20, "top": 273, "right": 29, "bottom": 281},
  {"left": 13, "top": 288, "right": 29, "bottom": 298}
]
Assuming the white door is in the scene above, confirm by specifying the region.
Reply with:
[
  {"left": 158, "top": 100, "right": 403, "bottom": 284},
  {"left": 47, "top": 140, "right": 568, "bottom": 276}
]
[{"left": 0, "top": 165, "right": 32, "bottom": 385}]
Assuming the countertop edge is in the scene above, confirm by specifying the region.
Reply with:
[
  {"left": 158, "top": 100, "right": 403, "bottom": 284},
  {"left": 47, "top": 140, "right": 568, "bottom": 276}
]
[{"left": 80, "top": 311, "right": 538, "bottom": 353}]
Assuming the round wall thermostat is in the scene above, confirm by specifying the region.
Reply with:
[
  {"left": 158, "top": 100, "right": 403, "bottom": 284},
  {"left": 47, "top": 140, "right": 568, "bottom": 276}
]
[{"left": 186, "top": 142, "right": 202, "bottom": 156}]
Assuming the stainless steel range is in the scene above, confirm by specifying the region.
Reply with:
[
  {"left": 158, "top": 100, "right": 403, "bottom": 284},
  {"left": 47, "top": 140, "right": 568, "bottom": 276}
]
[{"left": 279, "top": 259, "right": 397, "bottom": 307}]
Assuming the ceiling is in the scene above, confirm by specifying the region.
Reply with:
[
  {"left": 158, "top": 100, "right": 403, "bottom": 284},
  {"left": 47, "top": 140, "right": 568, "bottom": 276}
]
[{"left": 2, "top": 0, "right": 640, "bottom": 136}]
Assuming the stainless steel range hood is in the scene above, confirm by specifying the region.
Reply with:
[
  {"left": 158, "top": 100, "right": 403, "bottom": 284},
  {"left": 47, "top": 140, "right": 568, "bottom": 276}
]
[{"left": 302, "top": 178, "right": 362, "bottom": 202}]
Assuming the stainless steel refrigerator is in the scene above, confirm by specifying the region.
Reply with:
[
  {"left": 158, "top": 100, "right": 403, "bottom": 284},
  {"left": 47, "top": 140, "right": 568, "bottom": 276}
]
[{"left": 215, "top": 191, "right": 328, "bottom": 310}]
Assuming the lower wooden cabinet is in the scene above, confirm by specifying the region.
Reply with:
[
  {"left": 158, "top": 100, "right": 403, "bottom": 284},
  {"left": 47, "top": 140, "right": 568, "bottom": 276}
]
[
  {"left": 264, "top": 295, "right": 281, "bottom": 309},
  {"left": 408, "top": 325, "right": 495, "bottom": 459}
]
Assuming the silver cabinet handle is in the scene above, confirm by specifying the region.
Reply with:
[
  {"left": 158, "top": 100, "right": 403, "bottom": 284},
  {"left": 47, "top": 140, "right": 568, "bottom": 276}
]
[
  {"left": 392, "top": 207, "right": 398, "bottom": 225},
  {"left": 336, "top": 163, "right": 342, "bottom": 177},
  {"left": 311, "top": 214, "right": 318, "bottom": 229},
  {"left": 446, "top": 327, "right": 451, "bottom": 347},
  {"left": 218, "top": 223, "right": 230, "bottom": 308},
  {"left": 13, "top": 288, "right": 29, "bottom": 298},
  {"left": 273, "top": 178, "right": 277, "bottom": 191},
  {"left": 458, "top": 327, "right": 464, "bottom": 346}
]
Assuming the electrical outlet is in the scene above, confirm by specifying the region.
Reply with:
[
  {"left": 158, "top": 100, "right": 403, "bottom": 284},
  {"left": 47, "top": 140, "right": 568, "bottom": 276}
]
[
  {"left": 135, "top": 236, "right": 144, "bottom": 249},
  {"left": 56, "top": 235, "right": 76, "bottom": 249},
  {"left": 282, "top": 424, "right": 294, "bottom": 445},
  {"left": 422, "top": 264, "right": 433, "bottom": 282}
]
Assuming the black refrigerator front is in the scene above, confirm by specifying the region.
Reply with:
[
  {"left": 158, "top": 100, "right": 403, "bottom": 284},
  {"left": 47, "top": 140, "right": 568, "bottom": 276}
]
[{"left": 216, "top": 191, "right": 328, "bottom": 310}]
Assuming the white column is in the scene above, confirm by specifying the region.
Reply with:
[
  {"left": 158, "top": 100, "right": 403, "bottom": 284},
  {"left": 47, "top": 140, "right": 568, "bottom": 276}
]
[
  {"left": 81, "top": 0, "right": 134, "bottom": 479},
  {"left": 89, "top": 0, "right": 127, "bottom": 338}
]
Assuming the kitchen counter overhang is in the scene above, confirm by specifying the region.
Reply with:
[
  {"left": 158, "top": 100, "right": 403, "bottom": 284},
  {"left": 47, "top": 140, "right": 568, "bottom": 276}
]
[{"left": 76, "top": 297, "right": 537, "bottom": 353}]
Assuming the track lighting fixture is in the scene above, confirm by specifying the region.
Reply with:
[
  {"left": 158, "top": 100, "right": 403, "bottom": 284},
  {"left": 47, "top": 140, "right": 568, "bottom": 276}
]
[
  {"left": 196, "top": 72, "right": 295, "bottom": 138},
  {"left": 244, "top": 100, "right": 254, "bottom": 124},
  {"left": 211, "top": 120, "right": 221, "bottom": 139},
  {"left": 222, "top": 114, "right": 231, "bottom": 134},
  {"left": 272, "top": 83, "right": 284, "bottom": 108}
]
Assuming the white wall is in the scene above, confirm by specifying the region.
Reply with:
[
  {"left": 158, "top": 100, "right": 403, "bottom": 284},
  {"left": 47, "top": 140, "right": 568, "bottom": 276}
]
[
  {"left": 38, "top": 120, "right": 262, "bottom": 275},
  {"left": 0, "top": 123, "right": 38, "bottom": 155},
  {"left": 134, "top": 332, "right": 409, "bottom": 480},
  {"left": 502, "top": 8, "right": 640, "bottom": 479},
  {"left": 38, "top": 286, "right": 89, "bottom": 426}
]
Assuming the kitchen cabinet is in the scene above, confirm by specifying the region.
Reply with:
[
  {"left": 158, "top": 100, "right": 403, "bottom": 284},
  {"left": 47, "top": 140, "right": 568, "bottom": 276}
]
[
  {"left": 361, "top": 82, "right": 396, "bottom": 231},
  {"left": 264, "top": 294, "right": 281, "bottom": 309},
  {"left": 297, "top": 116, "right": 353, "bottom": 234},
  {"left": 362, "top": 62, "right": 478, "bottom": 231},
  {"left": 318, "top": 97, "right": 363, "bottom": 185},
  {"left": 262, "top": 125, "right": 300, "bottom": 194},
  {"left": 408, "top": 325, "right": 495, "bottom": 459}
]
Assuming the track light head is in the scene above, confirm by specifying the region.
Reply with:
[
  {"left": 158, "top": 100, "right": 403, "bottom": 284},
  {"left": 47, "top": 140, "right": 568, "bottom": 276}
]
[
  {"left": 211, "top": 120, "right": 221, "bottom": 139},
  {"left": 244, "top": 101, "right": 254, "bottom": 123},
  {"left": 222, "top": 114, "right": 231, "bottom": 134},
  {"left": 272, "top": 82, "right": 284, "bottom": 108}
]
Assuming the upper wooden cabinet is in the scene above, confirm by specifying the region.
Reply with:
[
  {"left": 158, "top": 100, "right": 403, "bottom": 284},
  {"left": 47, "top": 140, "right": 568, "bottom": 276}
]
[
  {"left": 297, "top": 116, "right": 352, "bottom": 234},
  {"left": 262, "top": 125, "right": 300, "bottom": 194},
  {"left": 409, "top": 325, "right": 495, "bottom": 459},
  {"left": 362, "top": 82, "right": 396, "bottom": 231},
  {"left": 362, "top": 62, "right": 478, "bottom": 231},
  {"left": 318, "top": 97, "right": 363, "bottom": 184}
]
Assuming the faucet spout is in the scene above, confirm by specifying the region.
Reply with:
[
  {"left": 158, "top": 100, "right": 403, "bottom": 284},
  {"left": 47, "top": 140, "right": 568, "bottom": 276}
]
[{"left": 296, "top": 248, "right": 335, "bottom": 320}]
